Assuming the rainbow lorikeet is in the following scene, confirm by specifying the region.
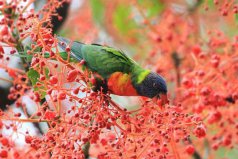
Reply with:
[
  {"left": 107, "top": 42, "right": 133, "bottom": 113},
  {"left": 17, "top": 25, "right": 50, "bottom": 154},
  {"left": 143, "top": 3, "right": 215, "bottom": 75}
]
[{"left": 58, "top": 37, "right": 168, "bottom": 104}]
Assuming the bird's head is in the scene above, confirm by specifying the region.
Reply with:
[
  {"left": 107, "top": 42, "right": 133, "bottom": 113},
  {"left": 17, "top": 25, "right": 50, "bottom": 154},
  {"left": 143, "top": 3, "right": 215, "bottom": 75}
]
[{"left": 134, "top": 72, "right": 168, "bottom": 105}]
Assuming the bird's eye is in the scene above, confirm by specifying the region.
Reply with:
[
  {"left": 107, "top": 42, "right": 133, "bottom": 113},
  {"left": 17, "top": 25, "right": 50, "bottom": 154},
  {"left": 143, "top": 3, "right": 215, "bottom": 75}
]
[{"left": 153, "top": 83, "right": 157, "bottom": 88}]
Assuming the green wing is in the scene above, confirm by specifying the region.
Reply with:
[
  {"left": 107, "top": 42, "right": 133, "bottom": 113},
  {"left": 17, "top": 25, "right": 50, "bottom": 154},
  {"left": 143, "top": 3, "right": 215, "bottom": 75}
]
[
  {"left": 81, "top": 44, "right": 136, "bottom": 78},
  {"left": 57, "top": 36, "right": 137, "bottom": 78}
]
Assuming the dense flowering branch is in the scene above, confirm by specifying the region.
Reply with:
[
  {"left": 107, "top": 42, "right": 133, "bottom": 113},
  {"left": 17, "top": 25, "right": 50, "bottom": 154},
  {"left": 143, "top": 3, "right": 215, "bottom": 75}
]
[{"left": 0, "top": 0, "right": 238, "bottom": 159}]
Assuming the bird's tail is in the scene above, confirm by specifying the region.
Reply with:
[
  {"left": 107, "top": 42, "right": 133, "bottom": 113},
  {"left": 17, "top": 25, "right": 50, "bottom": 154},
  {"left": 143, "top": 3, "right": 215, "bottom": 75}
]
[{"left": 57, "top": 36, "right": 84, "bottom": 61}]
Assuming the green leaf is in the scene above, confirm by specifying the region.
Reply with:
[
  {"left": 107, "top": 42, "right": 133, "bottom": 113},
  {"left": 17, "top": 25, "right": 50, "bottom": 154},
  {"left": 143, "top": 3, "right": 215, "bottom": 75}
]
[
  {"left": 235, "top": 14, "right": 238, "bottom": 24},
  {"left": 44, "top": 68, "right": 50, "bottom": 79},
  {"left": 24, "top": 46, "right": 33, "bottom": 62},
  {"left": 34, "top": 86, "right": 47, "bottom": 99},
  {"left": 59, "top": 52, "right": 69, "bottom": 60},
  {"left": 13, "top": 53, "right": 33, "bottom": 58},
  {"left": 216, "top": 147, "right": 238, "bottom": 158},
  {"left": 113, "top": 5, "right": 137, "bottom": 34},
  {"left": 43, "top": 52, "right": 78, "bottom": 62},
  {"left": 13, "top": 45, "right": 33, "bottom": 63},
  {"left": 90, "top": 0, "right": 105, "bottom": 24},
  {"left": 207, "top": 0, "right": 215, "bottom": 9},
  {"left": 27, "top": 68, "right": 48, "bottom": 99},
  {"left": 27, "top": 68, "right": 40, "bottom": 85},
  {"left": 138, "top": 0, "right": 164, "bottom": 17},
  {"left": 59, "top": 52, "right": 78, "bottom": 62}
]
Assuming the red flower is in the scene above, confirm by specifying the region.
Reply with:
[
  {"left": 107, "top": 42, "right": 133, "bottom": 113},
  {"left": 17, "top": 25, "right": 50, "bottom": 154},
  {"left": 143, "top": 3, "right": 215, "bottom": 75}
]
[
  {"left": 67, "top": 69, "right": 78, "bottom": 82},
  {"left": 0, "top": 150, "right": 8, "bottom": 158},
  {"left": 185, "top": 145, "right": 195, "bottom": 155},
  {"left": 44, "top": 111, "right": 56, "bottom": 120},
  {"left": 193, "top": 125, "right": 206, "bottom": 138}
]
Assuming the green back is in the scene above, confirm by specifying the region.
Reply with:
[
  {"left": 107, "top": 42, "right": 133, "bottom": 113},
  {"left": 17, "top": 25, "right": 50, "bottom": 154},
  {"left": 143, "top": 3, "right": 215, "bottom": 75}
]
[{"left": 80, "top": 44, "right": 136, "bottom": 78}]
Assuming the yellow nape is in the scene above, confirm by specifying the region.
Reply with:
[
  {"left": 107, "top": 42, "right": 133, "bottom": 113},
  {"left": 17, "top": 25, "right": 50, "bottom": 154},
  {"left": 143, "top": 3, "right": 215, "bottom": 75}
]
[
  {"left": 136, "top": 70, "right": 150, "bottom": 84},
  {"left": 107, "top": 72, "right": 138, "bottom": 96}
]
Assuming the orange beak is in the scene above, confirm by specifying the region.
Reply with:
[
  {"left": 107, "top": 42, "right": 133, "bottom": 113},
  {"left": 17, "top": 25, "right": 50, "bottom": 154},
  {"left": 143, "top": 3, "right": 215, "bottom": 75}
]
[
  {"left": 152, "top": 93, "right": 169, "bottom": 106},
  {"left": 160, "top": 93, "right": 169, "bottom": 105}
]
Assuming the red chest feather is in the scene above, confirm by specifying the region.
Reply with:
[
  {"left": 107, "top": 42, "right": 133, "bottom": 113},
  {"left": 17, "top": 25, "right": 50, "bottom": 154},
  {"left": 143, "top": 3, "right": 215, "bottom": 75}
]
[{"left": 107, "top": 72, "right": 138, "bottom": 96}]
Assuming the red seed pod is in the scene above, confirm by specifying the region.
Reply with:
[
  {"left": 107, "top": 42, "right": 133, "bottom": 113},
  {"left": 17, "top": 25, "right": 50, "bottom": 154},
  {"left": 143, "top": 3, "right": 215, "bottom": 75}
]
[
  {"left": 25, "top": 135, "right": 33, "bottom": 144},
  {"left": 210, "top": 59, "right": 219, "bottom": 68},
  {"left": 36, "top": 111, "right": 42, "bottom": 116},
  {"left": 36, "top": 39, "right": 43, "bottom": 47},
  {"left": 198, "top": 53, "right": 206, "bottom": 58},
  {"left": 40, "top": 75, "right": 45, "bottom": 81},
  {"left": 200, "top": 87, "right": 211, "bottom": 96},
  {"left": 34, "top": 92, "right": 41, "bottom": 102},
  {"left": 100, "top": 138, "right": 107, "bottom": 146},
  {"left": 185, "top": 145, "right": 195, "bottom": 155},
  {"left": 14, "top": 112, "right": 21, "bottom": 117},
  {"left": 192, "top": 45, "right": 201, "bottom": 55},
  {"left": 40, "top": 61, "right": 45, "bottom": 67},
  {"left": 156, "top": 36, "right": 162, "bottom": 42},
  {"left": 82, "top": 137, "right": 89, "bottom": 143},
  {"left": 182, "top": 78, "right": 193, "bottom": 88},
  {"left": 79, "top": 60, "right": 86, "bottom": 65},
  {"left": 90, "top": 77, "right": 96, "bottom": 85},
  {"left": 222, "top": 135, "right": 232, "bottom": 146},
  {"left": 31, "top": 57, "right": 40, "bottom": 66},
  {"left": 50, "top": 51, "right": 55, "bottom": 57},
  {"left": 222, "top": 10, "right": 228, "bottom": 16},
  {"left": 67, "top": 69, "right": 78, "bottom": 82},
  {"left": 193, "top": 124, "right": 206, "bottom": 138},
  {"left": 196, "top": 70, "right": 205, "bottom": 77},
  {"left": 233, "top": 8, "right": 238, "bottom": 14},
  {"left": 42, "top": 32, "right": 53, "bottom": 39},
  {"left": 1, "top": 26, "right": 8, "bottom": 36},
  {"left": 13, "top": 151, "right": 19, "bottom": 158},
  {"left": 49, "top": 76, "right": 58, "bottom": 85},
  {"left": 161, "top": 146, "right": 169, "bottom": 153},
  {"left": 212, "top": 143, "right": 219, "bottom": 150},
  {"left": 208, "top": 111, "right": 222, "bottom": 124},
  {"left": 0, "top": 137, "right": 9, "bottom": 146},
  {"left": 232, "top": 92, "right": 238, "bottom": 101},
  {"left": 10, "top": 49, "right": 16, "bottom": 54},
  {"left": 58, "top": 92, "right": 66, "bottom": 100},
  {"left": 47, "top": 89, "right": 53, "bottom": 95},
  {"left": 66, "top": 46, "right": 71, "bottom": 52},
  {"left": 44, "top": 111, "right": 56, "bottom": 120},
  {"left": 0, "top": 120, "right": 3, "bottom": 129},
  {"left": 193, "top": 104, "right": 204, "bottom": 114},
  {"left": 0, "top": 150, "right": 8, "bottom": 158},
  {"left": 0, "top": 46, "right": 4, "bottom": 53},
  {"left": 73, "top": 87, "right": 80, "bottom": 94}
]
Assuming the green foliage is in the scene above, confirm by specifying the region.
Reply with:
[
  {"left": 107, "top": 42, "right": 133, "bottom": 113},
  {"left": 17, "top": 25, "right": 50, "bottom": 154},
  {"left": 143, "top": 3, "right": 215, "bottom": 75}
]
[
  {"left": 216, "top": 147, "right": 238, "bottom": 159},
  {"left": 23, "top": 46, "right": 34, "bottom": 62},
  {"left": 138, "top": 0, "right": 164, "bottom": 17},
  {"left": 90, "top": 0, "right": 105, "bottom": 24},
  {"left": 27, "top": 68, "right": 47, "bottom": 99},
  {"left": 58, "top": 52, "right": 78, "bottom": 62},
  {"left": 44, "top": 68, "right": 50, "bottom": 79},
  {"left": 235, "top": 14, "right": 238, "bottom": 23},
  {"left": 207, "top": 0, "right": 215, "bottom": 9},
  {"left": 113, "top": 5, "right": 137, "bottom": 34},
  {"left": 27, "top": 68, "right": 40, "bottom": 86}
]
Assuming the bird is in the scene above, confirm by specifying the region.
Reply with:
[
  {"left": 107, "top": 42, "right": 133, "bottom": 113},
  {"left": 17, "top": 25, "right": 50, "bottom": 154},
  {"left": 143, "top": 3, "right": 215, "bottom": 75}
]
[{"left": 57, "top": 36, "right": 168, "bottom": 105}]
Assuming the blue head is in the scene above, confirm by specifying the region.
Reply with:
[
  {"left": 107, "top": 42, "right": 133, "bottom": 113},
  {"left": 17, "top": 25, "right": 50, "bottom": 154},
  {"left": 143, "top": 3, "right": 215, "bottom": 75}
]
[{"left": 134, "top": 72, "right": 168, "bottom": 101}]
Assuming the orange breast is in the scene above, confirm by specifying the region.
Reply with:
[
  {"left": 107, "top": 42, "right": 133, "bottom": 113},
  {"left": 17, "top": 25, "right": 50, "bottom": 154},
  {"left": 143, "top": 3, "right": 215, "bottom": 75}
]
[{"left": 107, "top": 72, "right": 138, "bottom": 96}]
